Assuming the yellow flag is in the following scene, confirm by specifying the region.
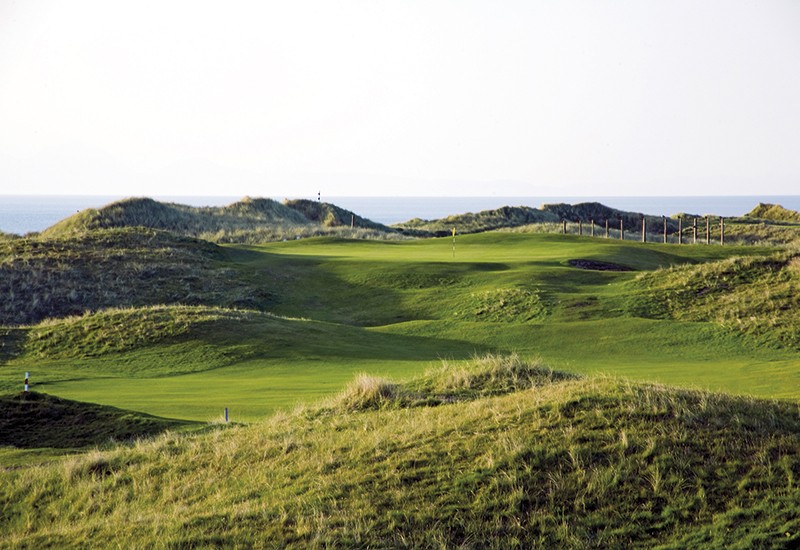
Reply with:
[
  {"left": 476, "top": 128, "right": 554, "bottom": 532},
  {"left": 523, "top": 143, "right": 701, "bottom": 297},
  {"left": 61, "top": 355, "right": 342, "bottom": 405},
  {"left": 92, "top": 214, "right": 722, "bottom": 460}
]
[{"left": 452, "top": 227, "right": 456, "bottom": 237}]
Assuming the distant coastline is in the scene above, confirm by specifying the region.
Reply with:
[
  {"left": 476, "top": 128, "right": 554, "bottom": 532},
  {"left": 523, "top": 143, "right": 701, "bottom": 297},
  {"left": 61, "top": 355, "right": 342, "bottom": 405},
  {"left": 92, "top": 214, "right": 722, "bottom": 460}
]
[{"left": 2, "top": 195, "right": 800, "bottom": 235}]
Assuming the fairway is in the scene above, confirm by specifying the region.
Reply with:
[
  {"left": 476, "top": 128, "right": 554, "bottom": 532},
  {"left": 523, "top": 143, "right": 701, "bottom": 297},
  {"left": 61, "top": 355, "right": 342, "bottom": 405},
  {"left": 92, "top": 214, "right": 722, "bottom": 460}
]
[{"left": 1, "top": 232, "right": 795, "bottom": 422}]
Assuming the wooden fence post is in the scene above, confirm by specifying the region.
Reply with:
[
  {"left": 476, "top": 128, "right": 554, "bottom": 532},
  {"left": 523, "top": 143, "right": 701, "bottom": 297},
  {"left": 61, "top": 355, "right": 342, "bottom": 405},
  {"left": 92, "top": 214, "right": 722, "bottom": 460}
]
[
  {"left": 562, "top": 219, "right": 567, "bottom": 234},
  {"left": 641, "top": 216, "right": 646, "bottom": 243},
  {"left": 705, "top": 216, "right": 710, "bottom": 245},
  {"left": 605, "top": 219, "right": 609, "bottom": 239},
  {"left": 590, "top": 219, "right": 594, "bottom": 237},
  {"left": 693, "top": 218, "right": 697, "bottom": 244},
  {"left": 663, "top": 216, "right": 667, "bottom": 244},
  {"left": 720, "top": 217, "right": 724, "bottom": 245},
  {"left": 579, "top": 219, "right": 583, "bottom": 236},
  {"left": 678, "top": 216, "right": 682, "bottom": 244},
  {"left": 620, "top": 218, "right": 624, "bottom": 240}
]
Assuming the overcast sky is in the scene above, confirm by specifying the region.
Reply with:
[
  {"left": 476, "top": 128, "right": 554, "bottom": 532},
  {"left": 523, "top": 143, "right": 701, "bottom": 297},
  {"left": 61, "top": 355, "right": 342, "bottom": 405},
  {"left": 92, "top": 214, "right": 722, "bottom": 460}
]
[{"left": 1, "top": 1, "right": 799, "bottom": 197}]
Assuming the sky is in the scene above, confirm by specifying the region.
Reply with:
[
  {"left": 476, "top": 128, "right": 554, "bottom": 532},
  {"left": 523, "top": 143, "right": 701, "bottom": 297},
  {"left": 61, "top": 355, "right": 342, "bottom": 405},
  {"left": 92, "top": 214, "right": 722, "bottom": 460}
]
[{"left": 1, "top": 0, "right": 799, "bottom": 198}]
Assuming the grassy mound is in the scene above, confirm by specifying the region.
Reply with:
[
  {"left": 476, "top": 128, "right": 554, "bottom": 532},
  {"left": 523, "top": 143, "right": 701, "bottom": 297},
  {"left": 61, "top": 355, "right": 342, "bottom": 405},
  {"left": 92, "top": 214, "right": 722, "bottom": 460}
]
[
  {"left": 1, "top": 357, "right": 798, "bottom": 547},
  {"left": 0, "top": 228, "right": 270, "bottom": 325},
  {"left": 393, "top": 201, "right": 688, "bottom": 237},
  {"left": 23, "top": 306, "right": 260, "bottom": 359},
  {"left": 542, "top": 202, "right": 681, "bottom": 233},
  {"left": 628, "top": 250, "right": 800, "bottom": 349},
  {"left": 0, "top": 392, "right": 192, "bottom": 449},
  {"left": 746, "top": 203, "right": 800, "bottom": 223},
  {"left": 394, "top": 206, "right": 559, "bottom": 236},
  {"left": 453, "top": 288, "right": 550, "bottom": 322},
  {"left": 324, "top": 354, "right": 577, "bottom": 411},
  {"left": 284, "top": 199, "right": 393, "bottom": 232},
  {"left": 42, "top": 197, "right": 397, "bottom": 243},
  {"left": 42, "top": 197, "right": 309, "bottom": 237}
]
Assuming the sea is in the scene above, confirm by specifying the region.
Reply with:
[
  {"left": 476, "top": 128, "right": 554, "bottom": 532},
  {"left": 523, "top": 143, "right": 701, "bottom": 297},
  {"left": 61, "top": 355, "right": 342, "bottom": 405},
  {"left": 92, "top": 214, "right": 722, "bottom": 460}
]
[{"left": 1, "top": 194, "right": 800, "bottom": 236}]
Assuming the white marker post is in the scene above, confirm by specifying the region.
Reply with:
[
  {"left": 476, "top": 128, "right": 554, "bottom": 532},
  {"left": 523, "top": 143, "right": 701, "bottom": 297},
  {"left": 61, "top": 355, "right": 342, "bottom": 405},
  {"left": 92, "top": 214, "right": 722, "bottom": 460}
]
[{"left": 24, "top": 372, "right": 29, "bottom": 392}]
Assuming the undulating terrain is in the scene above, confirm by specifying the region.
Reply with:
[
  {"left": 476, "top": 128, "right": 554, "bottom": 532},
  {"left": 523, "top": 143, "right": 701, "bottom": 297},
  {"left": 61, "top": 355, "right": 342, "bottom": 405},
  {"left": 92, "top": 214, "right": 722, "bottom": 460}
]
[{"left": 1, "top": 197, "right": 799, "bottom": 547}]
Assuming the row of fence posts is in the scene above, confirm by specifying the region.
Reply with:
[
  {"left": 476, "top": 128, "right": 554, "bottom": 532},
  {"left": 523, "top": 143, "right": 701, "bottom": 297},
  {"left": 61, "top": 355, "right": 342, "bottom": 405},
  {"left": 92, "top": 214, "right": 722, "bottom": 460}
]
[{"left": 561, "top": 216, "right": 726, "bottom": 245}]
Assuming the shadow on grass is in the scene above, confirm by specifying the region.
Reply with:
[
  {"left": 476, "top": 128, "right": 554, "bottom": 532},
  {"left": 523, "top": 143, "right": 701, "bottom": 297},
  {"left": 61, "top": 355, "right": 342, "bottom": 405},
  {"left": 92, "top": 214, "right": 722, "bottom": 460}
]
[{"left": 0, "top": 392, "right": 197, "bottom": 449}]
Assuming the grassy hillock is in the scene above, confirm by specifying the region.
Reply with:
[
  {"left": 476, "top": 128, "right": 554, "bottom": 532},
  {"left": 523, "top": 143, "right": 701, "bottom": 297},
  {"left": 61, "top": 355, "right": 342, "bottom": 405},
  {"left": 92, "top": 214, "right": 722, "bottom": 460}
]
[
  {"left": 42, "top": 197, "right": 308, "bottom": 237},
  {"left": 541, "top": 202, "right": 682, "bottom": 233},
  {"left": 0, "top": 391, "right": 193, "bottom": 449},
  {"left": 22, "top": 306, "right": 260, "bottom": 360},
  {"left": 284, "top": 199, "right": 392, "bottom": 231},
  {"left": 394, "top": 202, "right": 690, "bottom": 237},
  {"left": 746, "top": 203, "right": 800, "bottom": 223},
  {"left": 0, "top": 227, "right": 271, "bottom": 325},
  {"left": 394, "top": 205, "right": 559, "bottom": 236},
  {"left": 628, "top": 250, "right": 800, "bottom": 349},
  {"left": 1, "top": 356, "right": 798, "bottom": 547},
  {"left": 41, "top": 197, "right": 398, "bottom": 243}
]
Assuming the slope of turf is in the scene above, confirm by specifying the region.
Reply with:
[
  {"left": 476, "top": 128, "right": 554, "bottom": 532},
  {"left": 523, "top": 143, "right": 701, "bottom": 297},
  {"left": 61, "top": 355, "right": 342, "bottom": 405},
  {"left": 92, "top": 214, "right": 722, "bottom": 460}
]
[
  {"left": 0, "top": 227, "right": 272, "bottom": 325},
  {"left": 0, "top": 391, "right": 194, "bottom": 449},
  {"left": 0, "top": 304, "right": 486, "bottom": 420},
  {"left": 1, "top": 357, "right": 798, "bottom": 548},
  {"left": 628, "top": 250, "right": 800, "bottom": 349}
]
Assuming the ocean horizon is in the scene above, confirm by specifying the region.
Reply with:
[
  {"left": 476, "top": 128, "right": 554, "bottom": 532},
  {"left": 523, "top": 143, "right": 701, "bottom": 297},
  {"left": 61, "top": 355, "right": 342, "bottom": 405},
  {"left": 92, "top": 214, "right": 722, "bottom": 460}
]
[{"left": 1, "top": 194, "right": 799, "bottom": 236}]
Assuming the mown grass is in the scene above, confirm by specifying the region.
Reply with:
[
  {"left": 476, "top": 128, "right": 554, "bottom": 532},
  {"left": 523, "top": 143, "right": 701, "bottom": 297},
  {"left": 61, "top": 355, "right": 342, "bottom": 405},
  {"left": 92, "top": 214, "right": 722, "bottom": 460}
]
[{"left": 1, "top": 356, "right": 798, "bottom": 548}]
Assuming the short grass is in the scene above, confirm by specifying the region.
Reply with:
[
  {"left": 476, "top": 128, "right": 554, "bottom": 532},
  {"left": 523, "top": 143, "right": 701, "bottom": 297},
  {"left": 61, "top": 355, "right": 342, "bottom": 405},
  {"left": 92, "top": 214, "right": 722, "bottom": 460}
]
[{"left": 1, "top": 357, "right": 798, "bottom": 548}]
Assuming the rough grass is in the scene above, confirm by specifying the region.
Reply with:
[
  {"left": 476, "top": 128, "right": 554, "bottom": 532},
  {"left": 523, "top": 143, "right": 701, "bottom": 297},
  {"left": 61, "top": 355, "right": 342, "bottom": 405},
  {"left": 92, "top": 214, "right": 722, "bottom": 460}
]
[
  {"left": 629, "top": 250, "right": 800, "bottom": 349},
  {"left": 746, "top": 202, "right": 800, "bottom": 223},
  {"left": 284, "top": 199, "right": 393, "bottom": 232},
  {"left": 394, "top": 205, "right": 559, "bottom": 236},
  {"left": 42, "top": 196, "right": 309, "bottom": 237},
  {"left": 394, "top": 202, "right": 688, "bottom": 238},
  {"left": 23, "top": 306, "right": 260, "bottom": 359},
  {"left": 42, "top": 196, "right": 399, "bottom": 243},
  {"left": 1, "top": 356, "right": 798, "bottom": 548},
  {"left": 323, "top": 354, "right": 576, "bottom": 412},
  {"left": 199, "top": 224, "right": 407, "bottom": 244},
  {"left": 0, "top": 391, "right": 194, "bottom": 449},
  {"left": 0, "top": 227, "right": 272, "bottom": 325},
  {"left": 719, "top": 219, "right": 800, "bottom": 246}
]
